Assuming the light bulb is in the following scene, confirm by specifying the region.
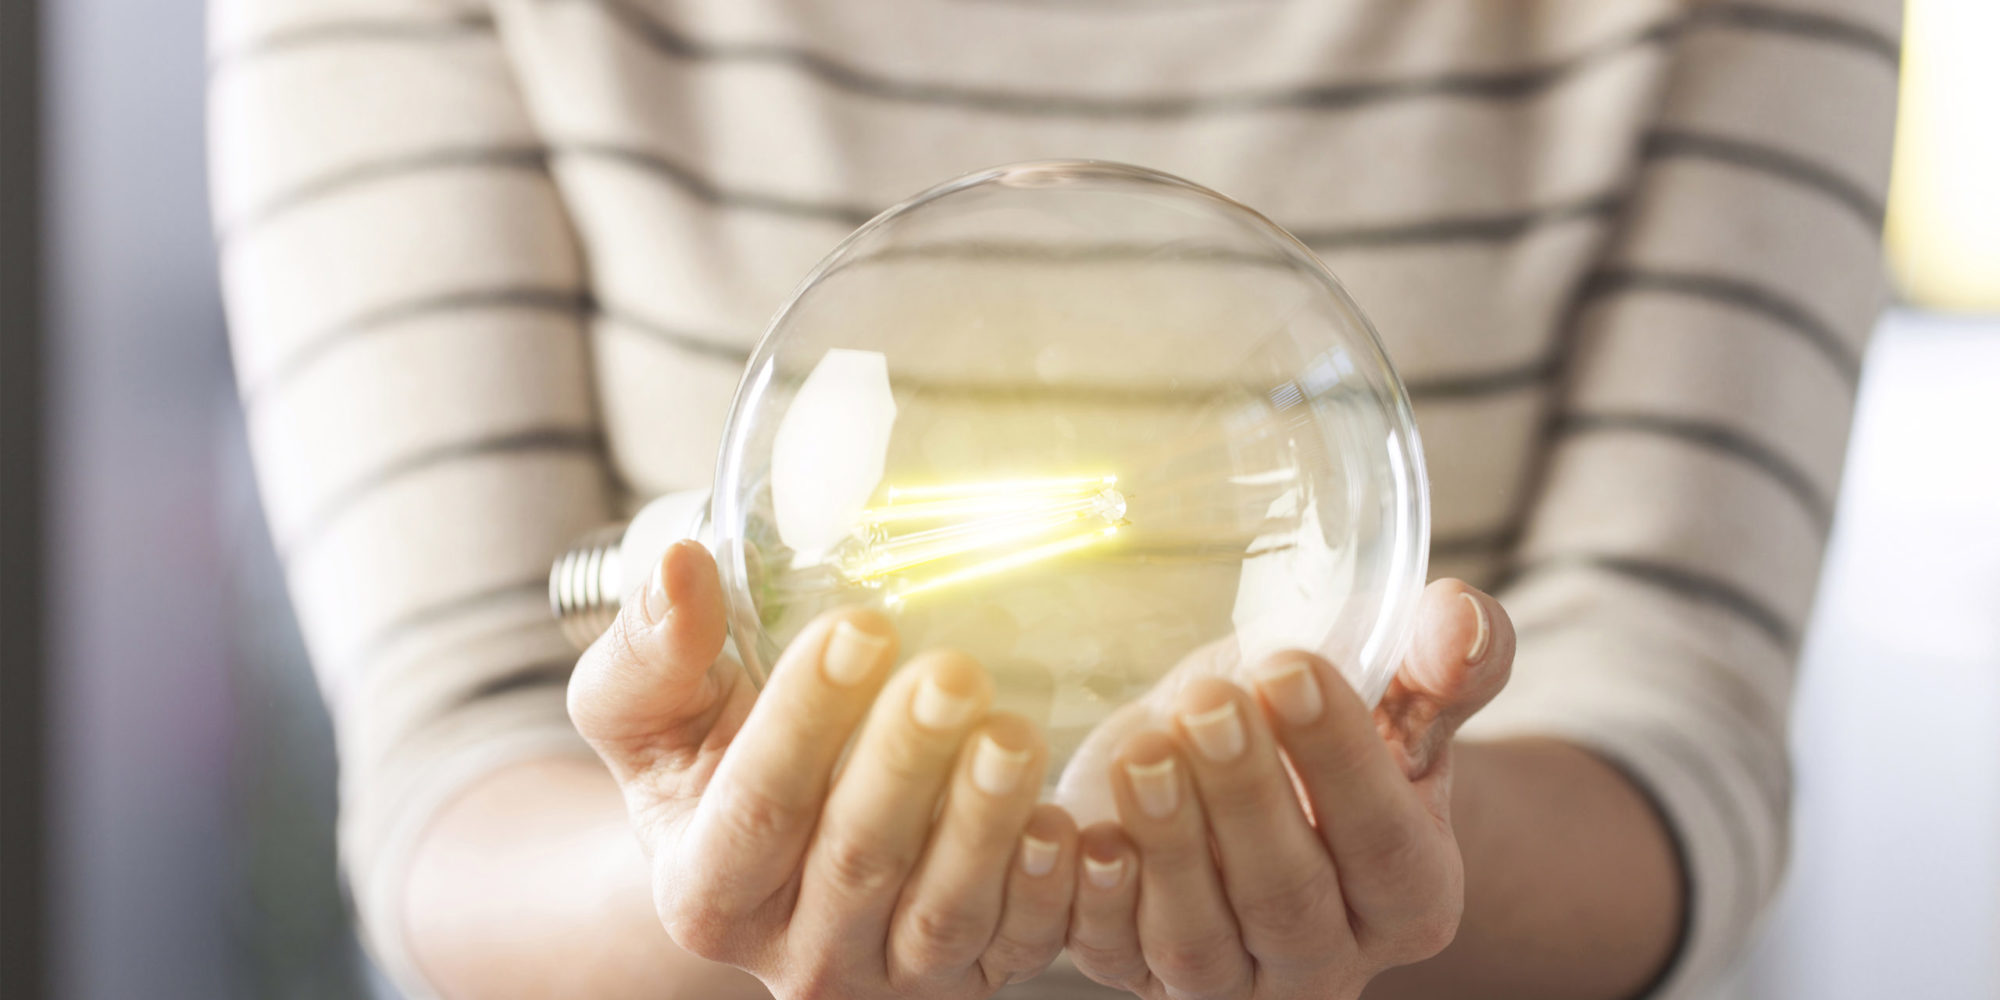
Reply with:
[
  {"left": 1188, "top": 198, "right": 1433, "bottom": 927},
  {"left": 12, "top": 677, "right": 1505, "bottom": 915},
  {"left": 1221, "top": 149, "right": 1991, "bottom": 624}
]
[{"left": 551, "top": 161, "right": 1430, "bottom": 791}]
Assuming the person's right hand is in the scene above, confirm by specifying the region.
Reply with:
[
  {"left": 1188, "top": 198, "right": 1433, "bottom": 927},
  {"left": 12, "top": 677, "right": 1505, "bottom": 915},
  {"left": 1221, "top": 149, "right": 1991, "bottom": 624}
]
[{"left": 567, "top": 540, "right": 1081, "bottom": 998}]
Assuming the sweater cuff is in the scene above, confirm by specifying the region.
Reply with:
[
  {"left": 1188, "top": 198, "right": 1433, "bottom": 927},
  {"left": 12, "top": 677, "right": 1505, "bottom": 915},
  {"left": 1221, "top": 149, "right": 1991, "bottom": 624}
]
[
  {"left": 342, "top": 694, "right": 594, "bottom": 998},
  {"left": 1460, "top": 624, "right": 1788, "bottom": 999}
]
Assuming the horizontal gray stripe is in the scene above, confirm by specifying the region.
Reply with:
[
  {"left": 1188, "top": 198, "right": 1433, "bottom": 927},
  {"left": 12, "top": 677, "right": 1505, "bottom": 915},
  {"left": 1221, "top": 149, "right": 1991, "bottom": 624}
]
[
  {"left": 214, "top": 142, "right": 1620, "bottom": 275},
  {"left": 210, "top": 109, "right": 1876, "bottom": 276},
  {"left": 1556, "top": 412, "right": 1833, "bottom": 532},
  {"left": 1700, "top": 3, "right": 1900, "bottom": 67},
  {"left": 1301, "top": 192, "right": 1623, "bottom": 250},
  {"left": 851, "top": 239, "right": 1294, "bottom": 269},
  {"left": 279, "top": 428, "right": 606, "bottom": 560},
  {"left": 346, "top": 577, "right": 551, "bottom": 678},
  {"left": 217, "top": 146, "right": 550, "bottom": 245},
  {"left": 209, "top": 13, "right": 495, "bottom": 73},
  {"left": 565, "top": 140, "right": 1625, "bottom": 251},
  {"left": 561, "top": 0, "right": 1676, "bottom": 118},
  {"left": 1580, "top": 268, "right": 1864, "bottom": 387},
  {"left": 602, "top": 298, "right": 1561, "bottom": 408},
  {"left": 550, "top": 0, "right": 1893, "bottom": 120},
  {"left": 1643, "top": 129, "right": 1885, "bottom": 231},
  {"left": 242, "top": 282, "right": 1552, "bottom": 426},
  {"left": 593, "top": 305, "right": 755, "bottom": 363},
  {"left": 557, "top": 143, "right": 878, "bottom": 225},
  {"left": 240, "top": 287, "right": 590, "bottom": 411},
  {"left": 1509, "top": 553, "right": 1797, "bottom": 648},
  {"left": 1405, "top": 354, "right": 1560, "bottom": 403},
  {"left": 453, "top": 659, "right": 577, "bottom": 709},
  {"left": 947, "top": 0, "right": 1283, "bottom": 10}
]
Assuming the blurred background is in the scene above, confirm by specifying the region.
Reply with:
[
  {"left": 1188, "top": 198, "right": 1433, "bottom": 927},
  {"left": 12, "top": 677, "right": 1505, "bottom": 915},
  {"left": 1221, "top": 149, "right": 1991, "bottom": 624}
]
[{"left": 1, "top": 1, "right": 1995, "bottom": 998}]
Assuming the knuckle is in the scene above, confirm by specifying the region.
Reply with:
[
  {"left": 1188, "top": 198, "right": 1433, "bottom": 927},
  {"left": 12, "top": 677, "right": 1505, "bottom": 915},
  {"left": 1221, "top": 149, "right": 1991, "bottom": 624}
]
[
  {"left": 655, "top": 881, "right": 736, "bottom": 962},
  {"left": 1235, "top": 869, "right": 1343, "bottom": 945},
  {"left": 777, "top": 960, "right": 845, "bottom": 1000},
  {"left": 659, "top": 903, "right": 731, "bottom": 962},
  {"left": 1133, "top": 835, "right": 1209, "bottom": 878},
  {"left": 1355, "top": 821, "right": 1433, "bottom": 874},
  {"left": 1320, "top": 733, "right": 1383, "bottom": 785},
  {"left": 1200, "top": 769, "right": 1290, "bottom": 818},
  {"left": 564, "top": 658, "right": 613, "bottom": 736},
  {"left": 901, "top": 902, "right": 991, "bottom": 969},
  {"left": 567, "top": 621, "right": 653, "bottom": 739},
  {"left": 1149, "top": 928, "right": 1245, "bottom": 997},
  {"left": 942, "top": 795, "right": 1017, "bottom": 856},
  {"left": 711, "top": 779, "right": 808, "bottom": 846},
  {"left": 1376, "top": 900, "right": 1462, "bottom": 965},
  {"left": 871, "top": 725, "right": 944, "bottom": 786},
  {"left": 982, "top": 929, "right": 1061, "bottom": 984},
  {"left": 815, "top": 829, "right": 908, "bottom": 899},
  {"left": 1065, "top": 939, "right": 1150, "bottom": 992},
  {"left": 1366, "top": 874, "right": 1464, "bottom": 964}
]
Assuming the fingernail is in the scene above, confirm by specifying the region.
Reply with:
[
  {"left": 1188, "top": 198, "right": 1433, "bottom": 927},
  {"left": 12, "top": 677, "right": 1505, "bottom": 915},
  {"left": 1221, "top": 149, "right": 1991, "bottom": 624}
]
[
  {"left": 823, "top": 619, "right": 889, "bottom": 687},
  {"left": 1462, "top": 593, "right": 1491, "bottom": 663},
  {"left": 643, "top": 550, "right": 674, "bottom": 623},
  {"left": 971, "top": 734, "right": 1032, "bottom": 796},
  {"left": 1253, "top": 657, "right": 1324, "bottom": 727},
  {"left": 1019, "top": 835, "right": 1060, "bottom": 877},
  {"left": 1124, "top": 757, "right": 1179, "bottom": 819},
  {"left": 1083, "top": 855, "right": 1125, "bottom": 889},
  {"left": 911, "top": 674, "right": 978, "bottom": 730},
  {"left": 1182, "top": 701, "right": 1245, "bottom": 762}
]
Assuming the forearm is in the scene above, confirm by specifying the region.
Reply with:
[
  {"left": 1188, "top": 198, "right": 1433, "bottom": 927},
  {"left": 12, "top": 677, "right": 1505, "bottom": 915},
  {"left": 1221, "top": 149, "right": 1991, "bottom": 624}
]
[
  {"left": 403, "top": 756, "right": 771, "bottom": 1000},
  {"left": 1365, "top": 738, "right": 1685, "bottom": 1000}
]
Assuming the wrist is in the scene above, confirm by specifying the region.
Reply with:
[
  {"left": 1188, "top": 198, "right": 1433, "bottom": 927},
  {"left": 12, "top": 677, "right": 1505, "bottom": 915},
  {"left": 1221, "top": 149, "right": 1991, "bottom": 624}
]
[{"left": 1363, "top": 738, "right": 1684, "bottom": 1000}]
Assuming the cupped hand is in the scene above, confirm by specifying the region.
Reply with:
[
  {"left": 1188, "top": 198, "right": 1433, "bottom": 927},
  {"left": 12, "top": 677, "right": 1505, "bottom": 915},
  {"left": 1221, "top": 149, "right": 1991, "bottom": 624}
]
[
  {"left": 567, "top": 540, "right": 1080, "bottom": 998},
  {"left": 1066, "top": 579, "right": 1516, "bottom": 999}
]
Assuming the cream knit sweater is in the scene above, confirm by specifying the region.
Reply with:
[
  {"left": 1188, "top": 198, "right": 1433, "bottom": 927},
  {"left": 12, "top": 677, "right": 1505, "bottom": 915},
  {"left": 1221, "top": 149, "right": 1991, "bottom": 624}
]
[{"left": 208, "top": 0, "right": 1901, "bottom": 994}]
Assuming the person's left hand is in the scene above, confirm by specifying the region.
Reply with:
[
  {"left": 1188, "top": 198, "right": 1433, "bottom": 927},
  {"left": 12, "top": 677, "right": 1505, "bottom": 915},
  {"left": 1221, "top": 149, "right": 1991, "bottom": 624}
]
[{"left": 1064, "top": 579, "right": 1515, "bottom": 999}]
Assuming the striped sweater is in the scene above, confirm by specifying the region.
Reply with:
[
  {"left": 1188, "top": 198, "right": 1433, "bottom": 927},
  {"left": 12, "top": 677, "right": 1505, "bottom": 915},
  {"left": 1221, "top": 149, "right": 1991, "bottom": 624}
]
[{"left": 206, "top": 1, "right": 1901, "bottom": 996}]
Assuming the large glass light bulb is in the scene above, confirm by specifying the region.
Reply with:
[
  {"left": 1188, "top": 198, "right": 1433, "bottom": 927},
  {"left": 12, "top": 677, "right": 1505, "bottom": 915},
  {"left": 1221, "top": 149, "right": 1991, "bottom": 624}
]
[{"left": 555, "top": 161, "right": 1429, "bottom": 791}]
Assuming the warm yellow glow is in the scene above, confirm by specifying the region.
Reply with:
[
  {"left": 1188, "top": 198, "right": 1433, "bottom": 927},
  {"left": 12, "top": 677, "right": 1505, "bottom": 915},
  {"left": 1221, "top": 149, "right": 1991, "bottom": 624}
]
[
  {"left": 885, "top": 474, "right": 1118, "bottom": 502},
  {"left": 885, "top": 526, "right": 1121, "bottom": 606},
  {"left": 1885, "top": 0, "right": 2000, "bottom": 311},
  {"left": 839, "top": 473, "right": 1127, "bottom": 603},
  {"left": 843, "top": 507, "right": 1101, "bottom": 580},
  {"left": 861, "top": 491, "right": 1108, "bottom": 525}
]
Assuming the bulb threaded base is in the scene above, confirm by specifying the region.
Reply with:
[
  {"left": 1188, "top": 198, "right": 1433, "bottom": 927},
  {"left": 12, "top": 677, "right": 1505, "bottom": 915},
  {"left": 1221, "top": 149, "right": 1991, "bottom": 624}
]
[{"left": 549, "top": 521, "right": 629, "bottom": 650}]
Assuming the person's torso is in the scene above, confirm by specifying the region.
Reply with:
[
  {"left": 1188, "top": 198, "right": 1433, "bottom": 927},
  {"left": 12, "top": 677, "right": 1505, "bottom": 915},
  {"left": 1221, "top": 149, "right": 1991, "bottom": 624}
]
[{"left": 492, "top": 0, "right": 1681, "bottom": 606}]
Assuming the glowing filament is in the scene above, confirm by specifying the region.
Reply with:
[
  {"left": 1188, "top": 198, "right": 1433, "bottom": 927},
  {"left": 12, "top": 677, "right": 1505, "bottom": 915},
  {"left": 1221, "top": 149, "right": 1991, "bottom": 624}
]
[
  {"left": 885, "top": 526, "right": 1121, "bottom": 607},
  {"left": 838, "top": 473, "right": 1126, "bottom": 603}
]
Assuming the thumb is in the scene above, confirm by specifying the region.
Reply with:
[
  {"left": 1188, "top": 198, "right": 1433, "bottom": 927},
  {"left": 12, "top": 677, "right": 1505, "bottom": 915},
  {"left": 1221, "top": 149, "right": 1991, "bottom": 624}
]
[
  {"left": 567, "top": 539, "right": 736, "bottom": 757},
  {"left": 1378, "top": 579, "right": 1515, "bottom": 777}
]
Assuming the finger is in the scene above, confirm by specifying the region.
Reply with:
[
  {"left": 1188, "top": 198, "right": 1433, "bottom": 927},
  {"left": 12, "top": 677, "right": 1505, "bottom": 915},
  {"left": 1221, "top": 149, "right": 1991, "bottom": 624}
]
[
  {"left": 568, "top": 540, "right": 732, "bottom": 753},
  {"left": 668, "top": 609, "right": 899, "bottom": 935},
  {"left": 1066, "top": 823, "right": 1149, "bottom": 994},
  {"left": 980, "top": 805, "right": 1080, "bottom": 987},
  {"left": 1379, "top": 580, "right": 1516, "bottom": 776},
  {"left": 1169, "top": 679, "right": 1344, "bottom": 964},
  {"left": 1252, "top": 652, "right": 1456, "bottom": 944},
  {"left": 795, "top": 651, "right": 993, "bottom": 941},
  {"left": 890, "top": 714, "right": 1048, "bottom": 983},
  {"left": 1113, "top": 731, "right": 1252, "bottom": 1000},
  {"left": 1051, "top": 700, "right": 1153, "bottom": 829}
]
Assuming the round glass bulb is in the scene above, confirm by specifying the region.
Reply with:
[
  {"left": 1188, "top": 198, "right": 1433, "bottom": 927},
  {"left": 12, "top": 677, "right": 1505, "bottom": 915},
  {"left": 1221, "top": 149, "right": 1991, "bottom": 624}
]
[{"left": 711, "top": 161, "right": 1428, "bottom": 789}]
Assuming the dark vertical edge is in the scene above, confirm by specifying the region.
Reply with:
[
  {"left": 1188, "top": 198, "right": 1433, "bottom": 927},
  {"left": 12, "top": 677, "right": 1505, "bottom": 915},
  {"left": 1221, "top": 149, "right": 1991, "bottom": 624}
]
[{"left": 0, "top": 0, "right": 46, "bottom": 996}]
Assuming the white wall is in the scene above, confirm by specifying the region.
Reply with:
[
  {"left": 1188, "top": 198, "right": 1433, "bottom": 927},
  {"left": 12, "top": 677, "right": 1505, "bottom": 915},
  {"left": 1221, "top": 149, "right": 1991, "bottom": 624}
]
[{"left": 1731, "top": 310, "right": 2000, "bottom": 999}]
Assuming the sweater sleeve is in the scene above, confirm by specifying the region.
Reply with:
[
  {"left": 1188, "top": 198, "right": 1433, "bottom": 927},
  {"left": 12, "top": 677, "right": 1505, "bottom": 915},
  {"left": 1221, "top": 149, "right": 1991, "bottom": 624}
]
[
  {"left": 1460, "top": 2, "right": 1902, "bottom": 995},
  {"left": 208, "top": 0, "right": 607, "bottom": 990}
]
